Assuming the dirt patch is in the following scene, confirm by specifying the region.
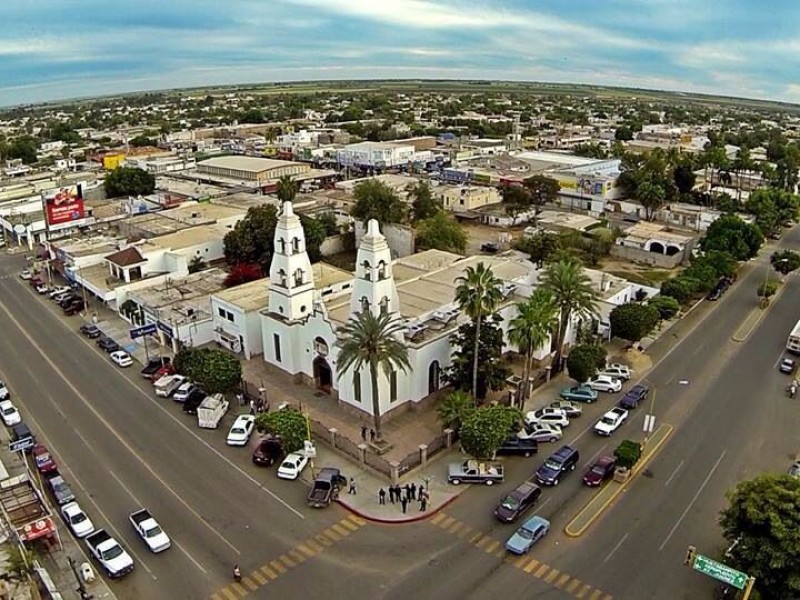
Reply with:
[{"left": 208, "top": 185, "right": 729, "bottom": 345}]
[
  {"left": 610, "top": 348, "right": 653, "bottom": 372},
  {"left": 600, "top": 258, "right": 680, "bottom": 286}
]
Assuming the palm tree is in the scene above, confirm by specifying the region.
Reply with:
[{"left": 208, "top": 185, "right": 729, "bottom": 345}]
[
  {"left": 454, "top": 263, "right": 504, "bottom": 400},
  {"left": 336, "top": 311, "right": 411, "bottom": 442},
  {"left": 540, "top": 258, "right": 599, "bottom": 372},
  {"left": 276, "top": 175, "right": 297, "bottom": 204},
  {"left": 508, "top": 289, "right": 558, "bottom": 405}
]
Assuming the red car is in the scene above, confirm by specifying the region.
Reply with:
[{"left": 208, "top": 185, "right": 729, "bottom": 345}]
[
  {"left": 32, "top": 444, "right": 57, "bottom": 474},
  {"left": 152, "top": 364, "right": 176, "bottom": 381},
  {"left": 582, "top": 456, "right": 616, "bottom": 487}
]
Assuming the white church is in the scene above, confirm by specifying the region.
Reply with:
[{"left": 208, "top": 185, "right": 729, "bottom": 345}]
[{"left": 258, "top": 202, "right": 655, "bottom": 419}]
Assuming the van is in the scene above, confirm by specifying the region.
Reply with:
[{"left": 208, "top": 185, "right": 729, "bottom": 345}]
[
  {"left": 535, "top": 445, "right": 580, "bottom": 486},
  {"left": 494, "top": 481, "right": 542, "bottom": 522},
  {"left": 11, "top": 422, "right": 35, "bottom": 452}
]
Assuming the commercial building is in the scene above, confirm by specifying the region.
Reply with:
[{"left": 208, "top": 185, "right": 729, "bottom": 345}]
[
  {"left": 197, "top": 156, "right": 310, "bottom": 183},
  {"left": 436, "top": 185, "right": 501, "bottom": 212},
  {"left": 336, "top": 141, "right": 432, "bottom": 169}
]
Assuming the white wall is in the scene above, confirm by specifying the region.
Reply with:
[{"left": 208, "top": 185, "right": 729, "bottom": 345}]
[{"left": 211, "top": 298, "right": 264, "bottom": 359}]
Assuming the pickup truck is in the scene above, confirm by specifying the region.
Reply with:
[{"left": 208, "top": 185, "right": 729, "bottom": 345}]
[
  {"left": 129, "top": 508, "right": 171, "bottom": 553},
  {"left": 154, "top": 374, "right": 186, "bottom": 398},
  {"left": 197, "top": 393, "right": 229, "bottom": 429},
  {"left": 140, "top": 357, "right": 172, "bottom": 381},
  {"left": 307, "top": 467, "right": 347, "bottom": 508},
  {"left": 594, "top": 407, "right": 629, "bottom": 436},
  {"left": 448, "top": 460, "right": 505, "bottom": 485},
  {"left": 85, "top": 529, "right": 134, "bottom": 578}
]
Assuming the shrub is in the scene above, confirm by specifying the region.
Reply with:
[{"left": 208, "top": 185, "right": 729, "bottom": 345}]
[
  {"left": 614, "top": 440, "right": 642, "bottom": 470},
  {"left": 648, "top": 295, "right": 680, "bottom": 320}
]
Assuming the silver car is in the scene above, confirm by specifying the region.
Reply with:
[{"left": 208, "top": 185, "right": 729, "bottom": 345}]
[{"left": 518, "top": 423, "right": 563, "bottom": 443}]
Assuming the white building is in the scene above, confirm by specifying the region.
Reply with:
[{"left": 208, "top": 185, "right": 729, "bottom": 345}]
[{"left": 336, "top": 141, "right": 432, "bottom": 169}]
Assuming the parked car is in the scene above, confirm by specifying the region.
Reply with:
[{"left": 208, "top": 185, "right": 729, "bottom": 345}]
[
  {"left": 63, "top": 300, "right": 85, "bottom": 316},
  {"left": 584, "top": 375, "right": 623, "bottom": 393},
  {"left": 32, "top": 444, "right": 57, "bottom": 474},
  {"left": 61, "top": 502, "right": 95, "bottom": 538},
  {"left": 504, "top": 515, "right": 550, "bottom": 555},
  {"left": 97, "top": 337, "right": 120, "bottom": 353},
  {"left": 48, "top": 286, "right": 71, "bottom": 299},
  {"left": 481, "top": 242, "right": 501, "bottom": 253},
  {"left": 58, "top": 294, "right": 81, "bottom": 308},
  {"left": 525, "top": 407, "right": 569, "bottom": 429},
  {"left": 46, "top": 472, "right": 76, "bottom": 505},
  {"left": 18, "top": 269, "right": 33, "bottom": 280},
  {"left": 706, "top": 287, "right": 723, "bottom": 301},
  {"left": 110, "top": 351, "right": 133, "bottom": 368},
  {"left": 535, "top": 445, "right": 580, "bottom": 486},
  {"left": 518, "top": 423, "right": 562, "bottom": 443},
  {"left": 252, "top": 435, "right": 283, "bottom": 467},
  {"left": 599, "top": 363, "right": 631, "bottom": 381},
  {"left": 594, "top": 407, "right": 629, "bottom": 436},
  {"left": 154, "top": 374, "right": 187, "bottom": 398},
  {"left": 172, "top": 381, "right": 197, "bottom": 403},
  {"left": 0, "top": 400, "right": 21, "bottom": 426},
  {"left": 560, "top": 385, "right": 598, "bottom": 403},
  {"left": 277, "top": 452, "right": 310, "bottom": 480},
  {"left": 547, "top": 400, "right": 582, "bottom": 418},
  {"left": 35, "top": 282, "right": 50, "bottom": 294},
  {"left": 583, "top": 456, "right": 617, "bottom": 486},
  {"left": 495, "top": 436, "right": 538, "bottom": 457},
  {"left": 494, "top": 482, "right": 542, "bottom": 523},
  {"left": 0, "top": 380, "right": 9, "bottom": 400},
  {"left": 226, "top": 415, "right": 256, "bottom": 446},
  {"left": 140, "top": 357, "right": 172, "bottom": 381},
  {"left": 79, "top": 323, "right": 102, "bottom": 339},
  {"left": 29, "top": 276, "right": 44, "bottom": 287},
  {"left": 779, "top": 358, "right": 796, "bottom": 374},
  {"left": 182, "top": 388, "right": 207, "bottom": 415},
  {"left": 618, "top": 383, "right": 649, "bottom": 409}
]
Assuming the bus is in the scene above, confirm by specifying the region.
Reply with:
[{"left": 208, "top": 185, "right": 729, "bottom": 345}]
[{"left": 787, "top": 319, "right": 800, "bottom": 354}]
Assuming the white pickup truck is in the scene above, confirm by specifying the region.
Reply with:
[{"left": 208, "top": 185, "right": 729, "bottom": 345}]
[
  {"left": 85, "top": 529, "right": 134, "bottom": 578},
  {"left": 197, "top": 393, "right": 229, "bottom": 429},
  {"left": 154, "top": 374, "right": 187, "bottom": 398},
  {"left": 129, "top": 508, "right": 171, "bottom": 553},
  {"left": 594, "top": 407, "right": 629, "bottom": 436}
]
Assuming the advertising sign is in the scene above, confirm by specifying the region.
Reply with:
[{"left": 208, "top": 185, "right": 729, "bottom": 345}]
[
  {"left": 43, "top": 184, "right": 85, "bottom": 230},
  {"left": 130, "top": 323, "right": 157, "bottom": 339}
]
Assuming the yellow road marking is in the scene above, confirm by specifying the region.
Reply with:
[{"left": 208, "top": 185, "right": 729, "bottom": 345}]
[
  {"left": 260, "top": 566, "right": 278, "bottom": 580},
  {"left": 485, "top": 540, "right": 500, "bottom": 554},
  {"left": 297, "top": 543, "right": 316, "bottom": 558},
  {"left": 556, "top": 573, "right": 571, "bottom": 588},
  {"left": 306, "top": 539, "right": 324, "bottom": 553},
  {"left": 324, "top": 528, "right": 342, "bottom": 541},
  {"left": 545, "top": 569, "right": 560, "bottom": 584},
  {"left": 242, "top": 577, "right": 258, "bottom": 592},
  {"left": 534, "top": 564, "right": 549, "bottom": 578},
  {"left": 278, "top": 554, "right": 296, "bottom": 569},
  {"left": 341, "top": 519, "right": 360, "bottom": 532},
  {"left": 475, "top": 535, "right": 491, "bottom": 549},
  {"left": 440, "top": 516, "right": 455, "bottom": 529},
  {"left": 576, "top": 584, "right": 592, "bottom": 598},
  {"left": 219, "top": 587, "right": 238, "bottom": 600},
  {"left": 589, "top": 591, "right": 603, "bottom": 600},
  {"left": 331, "top": 523, "right": 349, "bottom": 537},
  {"left": 566, "top": 579, "right": 581, "bottom": 593},
  {"left": 231, "top": 582, "right": 248, "bottom": 597},
  {"left": 448, "top": 521, "right": 463, "bottom": 534},
  {"left": 431, "top": 513, "right": 446, "bottom": 525},
  {"left": 270, "top": 560, "right": 287, "bottom": 574},
  {"left": 250, "top": 570, "right": 267, "bottom": 585},
  {"left": 289, "top": 549, "right": 306, "bottom": 563},
  {"left": 456, "top": 524, "right": 472, "bottom": 538},
  {"left": 211, "top": 594, "right": 224, "bottom": 600},
  {"left": 495, "top": 548, "right": 506, "bottom": 558},
  {"left": 347, "top": 514, "right": 366, "bottom": 526},
  {"left": 524, "top": 559, "right": 540, "bottom": 573},
  {"left": 468, "top": 532, "right": 482, "bottom": 544},
  {"left": 316, "top": 533, "right": 333, "bottom": 547},
  {"left": 512, "top": 555, "right": 528, "bottom": 568}
]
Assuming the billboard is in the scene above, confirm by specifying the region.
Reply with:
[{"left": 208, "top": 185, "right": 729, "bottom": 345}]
[{"left": 43, "top": 184, "right": 85, "bottom": 230}]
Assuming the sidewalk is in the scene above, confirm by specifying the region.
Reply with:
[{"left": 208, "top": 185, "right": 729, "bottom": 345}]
[{"left": 304, "top": 444, "right": 466, "bottom": 523}]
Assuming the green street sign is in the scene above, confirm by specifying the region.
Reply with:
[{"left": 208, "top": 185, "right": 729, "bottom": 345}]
[{"left": 693, "top": 554, "right": 749, "bottom": 589}]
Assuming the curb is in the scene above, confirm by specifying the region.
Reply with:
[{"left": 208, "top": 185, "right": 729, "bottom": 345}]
[
  {"left": 335, "top": 492, "right": 462, "bottom": 525},
  {"left": 731, "top": 283, "right": 786, "bottom": 343},
  {"left": 564, "top": 423, "right": 674, "bottom": 538}
]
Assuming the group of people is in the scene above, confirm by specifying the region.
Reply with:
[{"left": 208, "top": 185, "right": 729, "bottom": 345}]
[{"left": 378, "top": 482, "right": 429, "bottom": 512}]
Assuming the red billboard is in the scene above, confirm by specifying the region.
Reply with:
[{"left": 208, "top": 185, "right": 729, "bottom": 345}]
[{"left": 44, "top": 185, "right": 85, "bottom": 229}]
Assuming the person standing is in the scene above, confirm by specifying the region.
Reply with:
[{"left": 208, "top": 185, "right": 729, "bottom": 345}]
[
  {"left": 360, "top": 424, "right": 368, "bottom": 441},
  {"left": 409, "top": 482, "right": 417, "bottom": 500},
  {"left": 348, "top": 477, "right": 357, "bottom": 495},
  {"left": 419, "top": 494, "right": 428, "bottom": 511},
  {"left": 249, "top": 399, "right": 256, "bottom": 415},
  {"left": 378, "top": 488, "right": 386, "bottom": 505},
  {"left": 388, "top": 485, "right": 396, "bottom": 504},
  {"left": 369, "top": 428, "right": 376, "bottom": 442},
  {"left": 400, "top": 495, "right": 408, "bottom": 514}
]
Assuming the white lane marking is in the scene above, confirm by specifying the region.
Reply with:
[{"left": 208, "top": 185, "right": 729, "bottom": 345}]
[
  {"left": 582, "top": 445, "right": 608, "bottom": 469},
  {"left": 109, "top": 471, "right": 208, "bottom": 575},
  {"left": 603, "top": 533, "right": 629, "bottom": 563},
  {"left": 659, "top": 450, "right": 727, "bottom": 552},
  {"left": 664, "top": 460, "right": 685, "bottom": 488},
  {"left": 0, "top": 299, "right": 245, "bottom": 555}
]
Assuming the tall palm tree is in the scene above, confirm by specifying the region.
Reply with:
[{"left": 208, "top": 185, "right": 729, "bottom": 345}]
[
  {"left": 508, "top": 289, "right": 558, "bottom": 405},
  {"left": 455, "top": 263, "right": 504, "bottom": 400},
  {"left": 336, "top": 311, "right": 411, "bottom": 442},
  {"left": 276, "top": 175, "right": 297, "bottom": 204},
  {"left": 540, "top": 258, "right": 599, "bottom": 372}
]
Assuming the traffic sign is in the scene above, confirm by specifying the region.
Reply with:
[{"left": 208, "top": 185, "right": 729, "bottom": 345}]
[
  {"left": 130, "top": 323, "right": 157, "bottom": 339},
  {"left": 693, "top": 554, "right": 749, "bottom": 589},
  {"left": 9, "top": 437, "right": 34, "bottom": 452}
]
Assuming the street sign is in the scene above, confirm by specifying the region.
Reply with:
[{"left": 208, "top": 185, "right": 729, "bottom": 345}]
[
  {"left": 9, "top": 437, "right": 34, "bottom": 452},
  {"left": 129, "top": 323, "right": 157, "bottom": 339},
  {"left": 693, "top": 554, "right": 749, "bottom": 589}
]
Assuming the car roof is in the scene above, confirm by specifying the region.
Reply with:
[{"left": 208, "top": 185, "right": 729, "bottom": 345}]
[
  {"left": 513, "top": 481, "right": 539, "bottom": 495},
  {"left": 284, "top": 452, "right": 305, "bottom": 461},
  {"left": 234, "top": 415, "right": 254, "bottom": 424},
  {"left": 522, "top": 515, "right": 549, "bottom": 529},
  {"left": 0, "top": 400, "right": 14, "bottom": 408},
  {"left": 552, "top": 445, "right": 575, "bottom": 459},
  {"left": 595, "top": 455, "right": 615, "bottom": 467}
]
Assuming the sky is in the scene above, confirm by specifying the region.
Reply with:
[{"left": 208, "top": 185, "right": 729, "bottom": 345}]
[{"left": 1, "top": 0, "right": 799, "bottom": 107}]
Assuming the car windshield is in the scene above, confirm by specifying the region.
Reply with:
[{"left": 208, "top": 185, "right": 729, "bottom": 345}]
[
  {"left": 280, "top": 461, "right": 295, "bottom": 469},
  {"left": 231, "top": 428, "right": 245, "bottom": 435},
  {"left": 71, "top": 512, "right": 87, "bottom": 524},
  {"left": 591, "top": 465, "right": 606, "bottom": 475},
  {"left": 2, "top": 407, "right": 14, "bottom": 416},
  {"left": 517, "top": 527, "right": 534, "bottom": 540},
  {"left": 55, "top": 482, "right": 68, "bottom": 493},
  {"left": 102, "top": 546, "right": 123, "bottom": 560},
  {"left": 146, "top": 525, "right": 163, "bottom": 537},
  {"left": 601, "top": 417, "right": 615, "bottom": 425},
  {"left": 500, "top": 496, "right": 520, "bottom": 510},
  {"left": 36, "top": 454, "right": 50, "bottom": 463},
  {"left": 544, "top": 459, "right": 562, "bottom": 470}
]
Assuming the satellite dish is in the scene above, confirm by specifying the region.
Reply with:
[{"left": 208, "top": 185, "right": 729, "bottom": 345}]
[{"left": 13, "top": 224, "right": 26, "bottom": 235}]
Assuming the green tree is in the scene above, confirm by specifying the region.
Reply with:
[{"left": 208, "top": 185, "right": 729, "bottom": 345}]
[
  {"left": 771, "top": 249, "right": 800, "bottom": 274},
  {"left": 276, "top": 175, "right": 297, "bottom": 204},
  {"left": 223, "top": 205, "right": 279, "bottom": 272},
  {"left": 757, "top": 280, "right": 779, "bottom": 299},
  {"left": 660, "top": 277, "right": 696, "bottom": 304},
  {"left": 516, "top": 232, "right": 562, "bottom": 268},
  {"left": 128, "top": 134, "right": 156, "bottom": 147},
  {"left": 455, "top": 263, "right": 505, "bottom": 400},
  {"left": 615, "top": 126, "right": 634, "bottom": 141},
  {"left": 701, "top": 214, "right": 763, "bottom": 261},
  {"left": 523, "top": 175, "right": 561, "bottom": 206},
  {"left": 415, "top": 212, "right": 467, "bottom": 254},
  {"left": 300, "top": 215, "right": 327, "bottom": 263},
  {"left": 700, "top": 250, "right": 738, "bottom": 278},
  {"left": 609, "top": 303, "right": 660, "bottom": 343},
  {"left": 567, "top": 343, "right": 606, "bottom": 383},
  {"left": 255, "top": 408, "right": 307, "bottom": 453},
  {"left": 335, "top": 311, "right": 411, "bottom": 442},
  {"left": 446, "top": 315, "right": 511, "bottom": 400},
  {"left": 104, "top": 166, "right": 156, "bottom": 197},
  {"left": 720, "top": 475, "right": 800, "bottom": 600},
  {"left": 188, "top": 256, "right": 206, "bottom": 274},
  {"left": 673, "top": 165, "right": 696, "bottom": 195},
  {"left": 436, "top": 391, "right": 473, "bottom": 432},
  {"left": 638, "top": 179, "right": 667, "bottom": 221},
  {"left": 351, "top": 180, "right": 406, "bottom": 225},
  {"left": 501, "top": 186, "right": 534, "bottom": 224},
  {"left": 540, "top": 258, "right": 600, "bottom": 372},
  {"left": 648, "top": 295, "right": 680, "bottom": 320},
  {"left": 614, "top": 440, "right": 642, "bottom": 470},
  {"left": 459, "top": 405, "right": 520, "bottom": 459},
  {"left": 3, "top": 137, "right": 38, "bottom": 164},
  {"left": 508, "top": 290, "right": 558, "bottom": 404},
  {"left": 316, "top": 211, "right": 340, "bottom": 236},
  {"left": 175, "top": 347, "right": 242, "bottom": 394},
  {"left": 408, "top": 181, "right": 441, "bottom": 221}
]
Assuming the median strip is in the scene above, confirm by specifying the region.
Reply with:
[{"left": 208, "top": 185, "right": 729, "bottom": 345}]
[{"left": 564, "top": 423, "right": 673, "bottom": 538}]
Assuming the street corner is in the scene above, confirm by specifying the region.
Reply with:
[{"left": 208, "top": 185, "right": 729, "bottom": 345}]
[
  {"left": 335, "top": 485, "right": 463, "bottom": 525},
  {"left": 564, "top": 423, "right": 674, "bottom": 538}
]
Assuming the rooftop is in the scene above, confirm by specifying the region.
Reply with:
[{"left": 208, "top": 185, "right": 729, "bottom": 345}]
[
  {"left": 105, "top": 246, "right": 146, "bottom": 267},
  {"left": 129, "top": 267, "right": 228, "bottom": 311},
  {"left": 52, "top": 235, "right": 123, "bottom": 259},
  {"left": 198, "top": 156, "right": 301, "bottom": 173},
  {"left": 533, "top": 210, "right": 601, "bottom": 232},
  {"left": 214, "top": 277, "right": 270, "bottom": 313},
  {"left": 160, "top": 202, "right": 246, "bottom": 225},
  {"left": 622, "top": 221, "right": 695, "bottom": 244},
  {"left": 145, "top": 223, "right": 232, "bottom": 251},
  {"left": 583, "top": 269, "right": 634, "bottom": 302}
]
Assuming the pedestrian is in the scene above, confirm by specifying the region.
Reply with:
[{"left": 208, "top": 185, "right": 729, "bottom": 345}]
[
  {"left": 236, "top": 392, "right": 245, "bottom": 407},
  {"left": 388, "top": 485, "right": 396, "bottom": 503},
  {"left": 360, "top": 424, "right": 368, "bottom": 441},
  {"left": 409, "top": 482, "right": 417, "bottom": 500},
  {"left": 400, "top": 496, "right": 408, "bottom": 514},
  {"left": 348, "top": 477, "right": 356, "bottom": 495},
  {"left": 249, "top": 399, "right": 256, "bottom": 415},
  {"left": 369, "top": 428, "right": 376, "bottom": 442},
  {"left": 394, "top": 484, "right": 401, "bottom": 503},
  {"left": 378, "top": 488, "right": 386, "bottom": 505},
  {"left": 404, "top": 483, "right": 412, "bottom": 500},
  {"left": 419, "top": 495, "right": 427, "bottom": 512}
]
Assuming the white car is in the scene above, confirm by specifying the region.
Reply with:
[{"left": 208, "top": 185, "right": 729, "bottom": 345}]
[
  {"left": 226, "top": 415, "right": 256, "bottom": 446},
  {"left": 277, "top": 452, "right": 309, "bottom": 480},
  {"left": 48, "top": 286, "right": 71, "bottom": 299},
  {"left": 0, "top": 380, "right": 9, "bottom": 400},
  {"left": 594, "top": 407, "right": 629, "bottom": 436},
  {"left": 525, "top": 407, "right": 569, "bottom": 428},
  {"left": 110, "top": 351, "right": 133, "bottom": 368},
  {"left": 599, "top": 364, "right": 632, "bottom": 381},
  {"left": 518, "top": 423, "right": 563, "bottom": 443},
  {"left": 61, "top": 502, "right": 95, "bottom": 538},
  {"left": 172, "top": 381, "right": 196, "bottom": 402},
  {"left": 547, "top": 400, "right": 582, "bottom": 418},
  {"left": 19, "top": 269, "right": 33, "bottom": 280},
  {"left": 585, "top": 375, "right": 623, "bottom": 393},
  {"left": 0, "top": 400, "right": 21, "bottom": 426},
  {"left": 35, "top": 283, "right": 50, "bottom": 294}
]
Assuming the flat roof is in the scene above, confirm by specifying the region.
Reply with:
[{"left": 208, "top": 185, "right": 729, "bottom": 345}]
[
  {"left": 155, "top": 176, "right": 230, "bottom": 199},
  {"left": 583, "top": 269, "right": 633, "bottom": 302},
  {"left": 160, "top": 202, "right": 246, "bottom": 225},
  {"left": 145, "top": 223, "right": 231, "bottom": 251},
  {"left": 198, "top": 156, "right": 302, "bottom": 173},
  {"left": 622, "top": 222, "right": 695, "bottom": 244},
  {"left": 516, "top": 151, "right": 599, "bottom": 168},
  {"left": 130, "top": 268, "right": 227, "bottom": 309},
  {"left": 534, "top": 210, "right": 601, "bottom": 232},
  {"left": 53, "top": 235, "right": 123, "bottom": 258},
  {"left": 214, "top": 277, "right": 270, "bottom": 313}
]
